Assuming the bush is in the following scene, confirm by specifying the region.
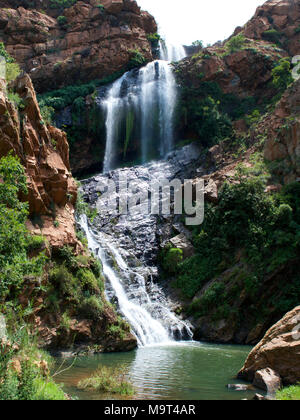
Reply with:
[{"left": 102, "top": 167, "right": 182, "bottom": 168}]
[
  {"left": 77, "top": 268, "right": 100, "bottom": 293},
  {"left": 49, "top": 0, "right": 77, "bottom": 9},
  {"left": 262, "top": 29, "right": 283, "bottom": 46},
  {"left": 40, "top": 105, "right": 54, "bottom": 125},
  {"left": 78, "top": 365, "right": 134, "bottom": 396},
  {"left": 79, "top": 296, "right": 103, "bottom": 320},
  {"left": 0, "top": 327, "right": 66, "bottom": 401},
  {"left": 225, "top": 34, "right": 246, "bottom": 53},
  {"left": 57, "top": 15, "right": 67, "bottom": 27},
  {"left": 162, "top": 248, "right": 183, "bottom": 274},
  {"left": 272, "top": 58, "right": 293, "bottom": 92},
  {"left": 127, "top": 49, "right": 146, "bottom": 70}
]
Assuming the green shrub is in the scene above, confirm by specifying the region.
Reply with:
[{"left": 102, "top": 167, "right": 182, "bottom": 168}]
[
  {"left": 7, "top": 92, "right": 23, "bottom": 109},
  {"left": 77, "top": 268, "right": 100, "bottom": 293},
  {"left": 262, "top": 29, "right": 283, "bottom": 46},
  {"left": 272, "top": 58, "right": 293, "bottom": 92},
  {"left": 0, "top": 42, "right": 21, "bottom": 83},
  {"left": 162, "top": 248, "right": 183, "bottom": 274},
  {"left": 78, "top": 365, "right": 134, "bottom": 396},
  {"left": 127, "top": 49, "right": 146, "bottom": 70},
  {"left": 225, "top": 34, "right": 246, "bottom": 53},
  {"left": 57, "top": 15, "right": 67, "bottom": 27},
  {"left": 49, "top": 0, "right": 77, "bottom": 9},
  {"left": 192, "top": 40, "right": 204, "bottom": 48},
  {"left": 79, "top": 296, "right": 103, "bottom": 320}
]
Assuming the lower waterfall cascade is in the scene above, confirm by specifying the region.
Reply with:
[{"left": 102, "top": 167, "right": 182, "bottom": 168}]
[{"left": 79, "top": 145, "right": 202, "bottom": 347}]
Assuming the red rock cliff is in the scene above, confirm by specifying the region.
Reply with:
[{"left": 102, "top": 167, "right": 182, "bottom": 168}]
[
  {"left": 0, "top": 73, "right": 79, "bottom": 248},
  {"left": 0, "top": 0, "right": 157, "bottom": 91}
]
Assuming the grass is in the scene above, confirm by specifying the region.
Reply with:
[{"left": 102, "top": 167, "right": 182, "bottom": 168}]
[
  {"left": 276, "top": 385, "right": 300, "bottom": 400},
  {"left": 77, "top": 365, "right": 134, "bottom": 396}
]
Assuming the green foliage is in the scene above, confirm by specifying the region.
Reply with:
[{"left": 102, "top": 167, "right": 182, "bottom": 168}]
[
  {"left": 192, "top": 40, "right": 204, "bottom": 48},
  {"left": 127, "top": 49, "right": 146, "bottom": 70},
  {"left": 78, "top": 365, "right": 134, "bottom": 396},
  {"left": 276, "top": 385, "right": 300, "bottom": 400},
  {"left": 225, "top": 34, "right": 246, "bottom": 53},
  {"left": 161, "top": 247, "right": 183, "bottom": 274},
  {"left": 49, "top": 0, "right": 77, "bottom": 9},
  {"left": 147, "top": 33, "right": 161, "bottom": 48},
  {"left": 262, "top": 29, "right": 283, "bottom": 46},
  {"left": 272, "top": 58, "right": 293, "bottom": 92},
  {"left": 57, "top": 15, "right": 67, "bottom": 28},
  {"left": 173, "top": 161, "right": 300, "bottom": 319},
  {"left": 0, "top": 327, "right": 66, "bottom": 400},
  {"left": 188, "top": 283, "right": 226, "bottom": 317},
  {"left": 7, "top": 92, "right": 23, "bottom": 109},
  {"left": 0, "top": 43, "right": 21, "bottom": 83},
  {"left": 40, "top": 105, "right": 54, "bottom": 125},
  {"left": 177, "top": 79, "right": 258, "bottom": 147},
  {"left": 0, "top": 42, "right": 14, "bottom": 64},
  {"left": 0, "top": 154, "right": 46, "bottom": 301}
]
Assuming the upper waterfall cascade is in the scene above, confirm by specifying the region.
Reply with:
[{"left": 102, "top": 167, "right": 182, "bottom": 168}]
[{"left": 102, "top": 42, "right": 186, "bottom": 173}]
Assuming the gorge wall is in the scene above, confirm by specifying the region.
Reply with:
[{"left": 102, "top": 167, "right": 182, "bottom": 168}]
[{"left": 0, "top": 0, "right": 157, "bottom": 92}]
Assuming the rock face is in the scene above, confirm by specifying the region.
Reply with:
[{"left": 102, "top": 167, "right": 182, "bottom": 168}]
[
  {"left": 262, "top": 79, "right": 300, "bottom": 184},
  {"left": 253, "top": 368, "right": 282, "bottom": 394},
  {"left": 242, "top": 0, "right": 300, "bottom": 56},
  {"left": 0, "top": 0, "right": 157, "bottom": 92},
  {"left": 0, "top": 73, "right": 78, "bottom": 249},
  {"left": 238, "top": 306, "right": 300, "bottom": 385}
]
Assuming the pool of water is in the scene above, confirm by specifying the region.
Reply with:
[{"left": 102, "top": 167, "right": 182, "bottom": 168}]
[{"left": 54, "top": 342, "right": 259, "bottom": 400}]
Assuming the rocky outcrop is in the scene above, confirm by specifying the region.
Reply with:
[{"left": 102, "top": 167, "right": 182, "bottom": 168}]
[
  {"left": 262, "top": 79, "right": 300, "bottom": 184},
  {"left": 0, "top": 73, "right": 79, "bottom": 248},
  {"left": 253, "top": 368, "right": 282, "bottom": 394},
  {"left": 238, "top": 306, "right": 300, "bottom": 385},
  {"left": 0, "top": 0, "right": 157, "bottom": 91},
  {"left": 242, "top": 0, "right": 300, "bottom": 56}
]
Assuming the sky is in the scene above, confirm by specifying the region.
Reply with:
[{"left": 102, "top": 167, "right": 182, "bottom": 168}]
[{"left": 136, "top": 0, "right": 265, "bottom": 46}]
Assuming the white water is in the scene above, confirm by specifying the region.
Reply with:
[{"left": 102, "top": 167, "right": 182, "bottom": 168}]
[
  {"left": 102, "top": 42, "right": 186, "bottom": 172},
  {"left": 159, "top": 40, "right": 186, "bottom": 62},
  {"left": 79, "top": 214, "right": 192, "bottom": 347}
]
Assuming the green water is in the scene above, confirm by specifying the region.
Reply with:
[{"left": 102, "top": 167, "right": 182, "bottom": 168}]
[{"left": 54, "top": 342, "right": 261, "bottom": 400}]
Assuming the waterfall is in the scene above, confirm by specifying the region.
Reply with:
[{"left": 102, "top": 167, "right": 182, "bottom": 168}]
[
  {"left": 102, "top": 42, "right": 186, "bottom": 173},
  {"left": 159, "top": 40, "right": 186, "bottom": 62},
  {"left": 79, "top": 213, "right": 193, "bottom": 347},
  {"left": 79, "top": 145, "right": 202, "bottom": 347}
]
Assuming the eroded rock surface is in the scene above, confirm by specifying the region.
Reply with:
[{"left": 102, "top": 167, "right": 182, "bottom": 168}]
[
  {"left": 238, "top": 306, "right": 300, "bottom": 385},
  {"left": 0, "top": 0, "right": 156, "bottom": 91}
]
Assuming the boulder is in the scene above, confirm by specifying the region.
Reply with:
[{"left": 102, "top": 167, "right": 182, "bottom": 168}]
[
  {"left": 169, "top": 233, "right": 195, "bottom": 258},
  {"left": 253, "top": 368, "right": 282, "bottom": 394},
  {"left": 238, "top": 306, "right": 300, "bottom": 385}
]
